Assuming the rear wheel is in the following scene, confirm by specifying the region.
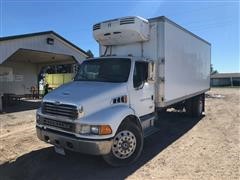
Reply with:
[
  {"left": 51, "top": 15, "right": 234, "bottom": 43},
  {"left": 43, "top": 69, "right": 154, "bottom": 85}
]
[
  {"left": 192, "top": 95, "right": 204, "bottom": 117},
  {"left": 185, "top": 95, "right": 204, "bottom": 117},
  {"left": 103, "top": 120, "right": 143, "bottom": 167}
]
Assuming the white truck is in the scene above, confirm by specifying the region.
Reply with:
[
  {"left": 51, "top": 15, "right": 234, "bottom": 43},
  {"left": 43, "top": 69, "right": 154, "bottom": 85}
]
[{"left": 36, "top": 16, "right": 211, "bottom": 166}]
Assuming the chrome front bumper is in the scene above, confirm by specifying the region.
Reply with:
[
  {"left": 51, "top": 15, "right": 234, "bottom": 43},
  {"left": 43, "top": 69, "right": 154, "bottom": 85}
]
[{"left": 36, "top": 126, "right": 112, "bottom": 155}]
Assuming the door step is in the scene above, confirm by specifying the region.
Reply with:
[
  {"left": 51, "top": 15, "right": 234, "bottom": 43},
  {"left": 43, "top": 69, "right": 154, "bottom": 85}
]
[{"left": 144, "top": 126, "right": 160, "bottom": 138}]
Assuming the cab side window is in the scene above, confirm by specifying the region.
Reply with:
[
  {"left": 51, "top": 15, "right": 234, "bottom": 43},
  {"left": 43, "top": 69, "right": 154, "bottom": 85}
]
[{"left": 133, "top": 62, "right": 148, "bottom": 88}]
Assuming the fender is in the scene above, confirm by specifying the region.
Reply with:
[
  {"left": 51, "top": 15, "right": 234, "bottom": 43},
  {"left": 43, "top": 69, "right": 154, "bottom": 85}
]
[{"left": 80, "top": 105, "right": 139, "bottom": 139}]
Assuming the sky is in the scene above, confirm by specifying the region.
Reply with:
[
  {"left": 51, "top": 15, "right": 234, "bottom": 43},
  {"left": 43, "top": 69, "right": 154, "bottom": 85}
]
[{"left": 0, "top": 0, "right": 239, "bottom": 73}]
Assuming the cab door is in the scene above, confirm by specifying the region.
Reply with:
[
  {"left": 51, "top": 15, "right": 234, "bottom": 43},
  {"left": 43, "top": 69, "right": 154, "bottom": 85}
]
[{"left": 130, "top": 61, "right": 155, "bottom": 117}]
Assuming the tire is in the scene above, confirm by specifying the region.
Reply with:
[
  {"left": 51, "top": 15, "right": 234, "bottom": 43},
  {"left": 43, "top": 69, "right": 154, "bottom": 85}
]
[
  {"left": 103, "top": 120, "right": 143, "bottom": 167},
  {"left": 185, "top": 95, "right": 203, "bottom": 117},
  {"left": 192, "top": 95, "right": 203, "bottom": 117},
  {"left": 185, "top": 99, "right": 193, "bottom": 116}
]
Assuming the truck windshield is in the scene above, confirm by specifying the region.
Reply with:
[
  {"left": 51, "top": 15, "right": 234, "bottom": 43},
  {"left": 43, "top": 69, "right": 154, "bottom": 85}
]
[{"left": 74, "top": 58, "right": 131, "bottom": 83}]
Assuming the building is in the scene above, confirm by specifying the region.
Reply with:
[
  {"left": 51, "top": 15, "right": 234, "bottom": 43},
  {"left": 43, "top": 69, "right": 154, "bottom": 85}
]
[
  {"left": 211, "top": 73, "right": 240, "bottom": 87},
  {"left": 0, "top": 31, "right": 88, "bottom": 111}
]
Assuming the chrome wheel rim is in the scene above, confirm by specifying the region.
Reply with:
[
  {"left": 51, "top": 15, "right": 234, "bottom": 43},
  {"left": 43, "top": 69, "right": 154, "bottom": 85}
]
[{"left": 112, "top": 130, "right": 137, "bottom": 159}]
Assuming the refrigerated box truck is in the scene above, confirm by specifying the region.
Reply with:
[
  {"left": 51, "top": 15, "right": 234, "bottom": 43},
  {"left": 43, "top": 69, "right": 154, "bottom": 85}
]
[{"left": 36, "top": 16, "right": 211, "bottom": 166}]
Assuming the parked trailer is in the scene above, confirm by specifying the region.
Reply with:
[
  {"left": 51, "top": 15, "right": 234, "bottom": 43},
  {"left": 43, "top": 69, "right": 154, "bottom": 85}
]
[{"left": 36, "top": 16, "right": 211, "bottom": 166}]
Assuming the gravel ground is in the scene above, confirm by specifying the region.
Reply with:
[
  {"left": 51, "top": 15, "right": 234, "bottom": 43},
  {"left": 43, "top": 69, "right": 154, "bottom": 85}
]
[{"left": 0, "top": 88, "right": 239, "bottom": 180}]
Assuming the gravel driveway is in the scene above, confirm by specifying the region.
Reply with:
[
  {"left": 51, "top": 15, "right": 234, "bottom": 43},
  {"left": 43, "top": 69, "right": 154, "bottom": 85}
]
[{"left": 0, "top": 88, "right": 239, "bottom": 180}]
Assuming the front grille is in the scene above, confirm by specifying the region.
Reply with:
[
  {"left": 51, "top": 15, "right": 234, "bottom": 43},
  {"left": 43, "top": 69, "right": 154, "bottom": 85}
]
[
  {"left": 42, "top": 118, "right": 75, "bottom": 132},
  {"left": 42, "top": 102, "right": 78, "bottom": 119}
]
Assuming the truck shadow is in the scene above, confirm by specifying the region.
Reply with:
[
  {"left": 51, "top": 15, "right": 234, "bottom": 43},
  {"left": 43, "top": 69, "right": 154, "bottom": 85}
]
[
  {"left": 0, "top": 112, "right": 203, "bottom": 180},
  {"left": 2, "top": 99, "right": 41, "bottom": 113}
]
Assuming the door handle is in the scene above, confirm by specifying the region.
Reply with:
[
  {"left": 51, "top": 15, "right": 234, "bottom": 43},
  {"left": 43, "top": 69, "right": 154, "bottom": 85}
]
[{"left": 140, "top": 96, "right": 154, "bottom": 102}]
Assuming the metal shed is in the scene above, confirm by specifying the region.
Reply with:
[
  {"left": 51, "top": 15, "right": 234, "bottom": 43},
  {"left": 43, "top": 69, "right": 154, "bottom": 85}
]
[
  {"left": 211, "top": 73, "right": 240, "bottom": 87},
  {"left": 0, "top": 31, "right": 88, "bottom": 111}
]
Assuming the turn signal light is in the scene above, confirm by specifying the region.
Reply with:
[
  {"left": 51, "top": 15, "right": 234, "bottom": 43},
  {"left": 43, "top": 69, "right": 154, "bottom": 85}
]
[{"left": 99, "top": 125, "right": 112, "bottom": 135}]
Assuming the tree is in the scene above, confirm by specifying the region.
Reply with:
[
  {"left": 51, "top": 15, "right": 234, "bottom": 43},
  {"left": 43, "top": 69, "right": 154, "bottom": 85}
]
[
  {"left": 210, "top": 64, "right": 218, "bottom": 75},
  {"left": 86, "top": 50, "right": 94, "bottom": 58}
]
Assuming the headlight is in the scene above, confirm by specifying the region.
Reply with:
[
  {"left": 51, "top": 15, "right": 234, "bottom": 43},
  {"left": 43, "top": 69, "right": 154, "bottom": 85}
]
[
  {"left": 75, "top": 124, "right": 112, "bottom": 135},
  {"left": 91, "top": 126, "right": 99, "bottom": 134},
  {"left": 76, "top": 124, "right": 91, "bottom": 134}
]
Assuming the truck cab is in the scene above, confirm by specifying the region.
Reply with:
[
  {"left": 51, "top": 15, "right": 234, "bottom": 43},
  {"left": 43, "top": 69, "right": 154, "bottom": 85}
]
[{"left": 36, "top": 56, "right": 157, "bottom": 166}]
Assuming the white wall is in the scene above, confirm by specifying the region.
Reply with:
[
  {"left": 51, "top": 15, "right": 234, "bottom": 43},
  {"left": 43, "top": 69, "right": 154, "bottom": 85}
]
[{"left": 0, "top": 62, "right": 38, "bottom": 95}]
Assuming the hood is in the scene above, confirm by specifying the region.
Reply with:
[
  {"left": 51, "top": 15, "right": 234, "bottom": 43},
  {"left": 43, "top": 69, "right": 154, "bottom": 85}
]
[{"left": 43, "top": 81, "right": 128, "bottom": 115}]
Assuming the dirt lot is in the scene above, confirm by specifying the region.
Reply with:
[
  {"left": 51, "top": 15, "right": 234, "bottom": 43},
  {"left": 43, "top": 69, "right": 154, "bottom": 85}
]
[{"left": 0, "top": 88, "right": 239, "bottom": 180}]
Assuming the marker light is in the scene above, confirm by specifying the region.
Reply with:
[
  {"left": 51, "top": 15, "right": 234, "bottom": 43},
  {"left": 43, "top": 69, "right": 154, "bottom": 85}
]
[{"left": 99, "top": 125, "right": 112, "bottom": 135}]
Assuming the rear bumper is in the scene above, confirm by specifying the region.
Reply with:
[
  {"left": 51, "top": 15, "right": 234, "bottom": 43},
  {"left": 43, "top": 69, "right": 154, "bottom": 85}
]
[{"left": 36, "top": 126, "right": 112, "bottom": 155}]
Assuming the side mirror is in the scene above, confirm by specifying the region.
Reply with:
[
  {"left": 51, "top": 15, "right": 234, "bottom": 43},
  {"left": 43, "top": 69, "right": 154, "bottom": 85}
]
[{"left": 148, "top": 61, "right": 155, "bottom": 83}]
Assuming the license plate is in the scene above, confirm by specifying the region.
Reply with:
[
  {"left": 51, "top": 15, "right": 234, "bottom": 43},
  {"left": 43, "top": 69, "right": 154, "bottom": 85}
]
[{"left": 54, "top": 145, "right": 65, "bottom": 155}]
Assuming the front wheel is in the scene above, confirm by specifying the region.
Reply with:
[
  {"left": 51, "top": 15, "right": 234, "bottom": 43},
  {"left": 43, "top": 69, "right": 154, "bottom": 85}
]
[{"left": 103, "top": 120, "right": 143, "bottom": 167}]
